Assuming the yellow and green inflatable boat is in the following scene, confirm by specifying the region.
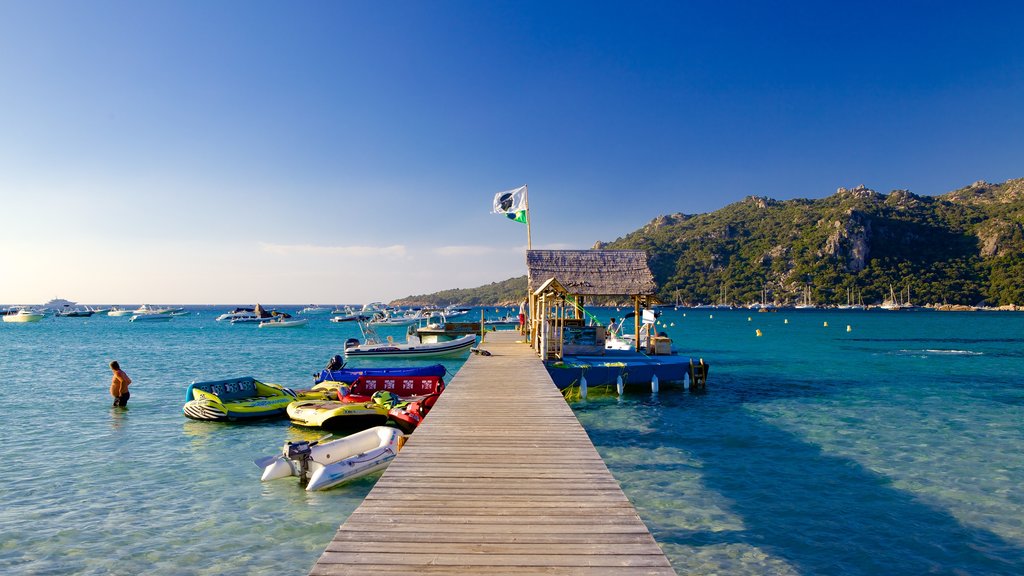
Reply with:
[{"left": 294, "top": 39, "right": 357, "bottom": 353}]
[{"left": 183, "top": 376, "right": 296, "bottom": 421}]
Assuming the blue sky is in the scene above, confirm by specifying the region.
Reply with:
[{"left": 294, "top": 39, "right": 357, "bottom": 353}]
[{"left": 1, "top": 1, "right": 1021, "bottom": 304}]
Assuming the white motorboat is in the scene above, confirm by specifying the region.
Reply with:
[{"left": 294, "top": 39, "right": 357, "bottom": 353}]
[
  {"left": 367, "top": 309, "right": 424, "bottom": 326},
  {"left": 299, "top": 305, "right": 331, "bottom": 315},
  {"left": 217, "top": 307, "right": 259, "bottom": 322},
  {"left": 345, "top": 320, "right": 476, "bottom": 359},
  {"left": 107, "top": 307, "right": 133, "bottom": 317},
  {"left": 3, "top": 308, "right": 45, "bottom": 323},
  {"left": 129, "top": 313, "right": 173, "bottom": 322},
  {"left": 256, "top": 426, "right": 403, "bottom": 491},
  {"left": 259, "top": 317, "right": 309, "bottom": 328}
]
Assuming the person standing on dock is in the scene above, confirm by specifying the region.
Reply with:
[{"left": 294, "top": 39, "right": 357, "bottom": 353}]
[
  {"left": 518, "top": 298, "right": 527, "bottom": 335},
  {"left": 109, "top": 361, "right": 132, "bottom": 407}
]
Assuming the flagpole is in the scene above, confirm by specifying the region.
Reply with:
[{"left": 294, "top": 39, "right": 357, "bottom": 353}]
[{"left": 525, "top": 184, "right": 532, "bottom": 250}]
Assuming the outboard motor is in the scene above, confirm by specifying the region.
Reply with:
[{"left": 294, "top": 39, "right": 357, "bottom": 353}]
[
  {"left": 344, "top": 338, "right": 360, "bottom": 349},
  {"left": 324, "top": 354, "right": 345, "bottom": 371},
  {"left": 285, "top": 440, "right": 315, "bottom": 487}
]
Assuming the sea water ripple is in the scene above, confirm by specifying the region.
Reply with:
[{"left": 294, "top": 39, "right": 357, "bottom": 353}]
[{"left": 1, "top": 307, "right": 1023, "bottom": 574}]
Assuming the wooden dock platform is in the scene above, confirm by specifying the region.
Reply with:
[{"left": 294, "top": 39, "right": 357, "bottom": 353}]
[{"left": 309, "top": 330, "right": 675, "bottom": 575}]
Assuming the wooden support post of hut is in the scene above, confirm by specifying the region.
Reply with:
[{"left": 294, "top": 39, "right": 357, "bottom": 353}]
[{"left": 526, "top": 249, "right": 659, "bottom": 359}]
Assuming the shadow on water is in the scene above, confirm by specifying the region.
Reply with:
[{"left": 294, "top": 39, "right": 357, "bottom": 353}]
[{"left": 578, "top": 375, "right": 1024, "bottom": 575}]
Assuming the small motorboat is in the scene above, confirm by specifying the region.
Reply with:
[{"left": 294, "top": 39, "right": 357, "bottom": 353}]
[
  {"left": 287, "top": 391, "right": 398, "bottom": 431},
  {"left": 107, "top": 307, "right": 134, "bottom": 317},
  {"left": 256, "top": 426, "right": 404, "bottom": 491},
  {"left": 259, "top": 317, "right": 309, "bottom": 328},
  {"left": 344, "top": 321, "right": 476, "bottom": 360},
  {"left": 330, "top": 313, "right": 371, "bottom": 323},
  {"left": 130, "top": 313, "right": 172, "bottom": 322},
  {"left": 55, "top": 305, "right": 95, "bottom": 317},
  {"left": 299, "top": 305, "right": 331, "bottom": 315},
  {"left": 3, "top": 308, "right": 45, "bottom": 323},
  {"left": 183, "top": 376, "right": 296, "bottom": 421},
  {"left": 345, "top": 333, "right": 475, "bottom": 359}
]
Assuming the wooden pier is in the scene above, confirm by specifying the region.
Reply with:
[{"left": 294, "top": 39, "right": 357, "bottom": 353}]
[{"left": 309, "top": 331, "right": 675, "bottom": 575}]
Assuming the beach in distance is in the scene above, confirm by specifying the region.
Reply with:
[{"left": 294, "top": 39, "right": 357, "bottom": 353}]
[{"left": 0, "top": 306, "right": 1022, "bottom": 575}]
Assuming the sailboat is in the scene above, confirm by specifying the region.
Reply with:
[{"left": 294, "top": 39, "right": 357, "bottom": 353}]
[
  {"left": 794, "top": 284, "right": 816, "bottom": 309},
  {"left": 837, "top": 287, "right": 866, "bottom": 310},
  {"left": 880, "top": 285, "right": 905, "bottom": 311}
]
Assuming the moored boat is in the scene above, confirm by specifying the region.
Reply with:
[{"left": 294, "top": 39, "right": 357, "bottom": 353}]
[
  {"left": 256, "top": 426, "right": 403, "bottom": 491},
  {"left": 183, "top": 376, "right": 296, "bottom": 421},
  {"left": 129, "top": 313, "right": 172, "bottom": 322},
  {"left": 286, "top": 399, "right": 391, "bottom": 431},
  {"left": 259, "top": 317, "right": 308, "bottom": 328},
  {"left": 345, "top": 320, "right": 476, "bottom": 360},
  {"left": 287, "top": 390, "right": 399, "bottom": 431},
  {"left": 3, "top": 308, "right": 45, "bottom": 323},
  {"left": 55, "top": 305, "right": 95, "bottom": 317},
  {"left": 313, "top": 356, "right": 447, "bottom": 385}
]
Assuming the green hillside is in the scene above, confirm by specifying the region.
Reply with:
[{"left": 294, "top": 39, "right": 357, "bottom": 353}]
[
  {"left": 394, "top": 178, "right": 1024, "bottom": 307},
  {"left": 601, "top": 178, "right": 1024, "bottom": 307},
  {"left": 391, "top": 276, "right": 528, "bottom": 307}
]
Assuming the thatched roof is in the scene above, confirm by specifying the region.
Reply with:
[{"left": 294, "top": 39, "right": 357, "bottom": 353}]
[{"left": 526, "top": 250, "right": 657, "bottom": 296}]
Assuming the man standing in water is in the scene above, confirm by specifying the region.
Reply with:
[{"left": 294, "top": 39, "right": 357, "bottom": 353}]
[{"left": 109, "top": 361, "right": 132, "bottom": 407}]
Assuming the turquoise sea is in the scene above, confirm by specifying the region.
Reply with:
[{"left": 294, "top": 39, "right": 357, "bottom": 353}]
[{"left": 1, "top": 307, "right": 1023, "bottom": 575}]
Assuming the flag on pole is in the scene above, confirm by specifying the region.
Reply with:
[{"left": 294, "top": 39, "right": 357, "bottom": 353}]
[{"left": 492, "top": 185, "right": 528, "bottom": 224}]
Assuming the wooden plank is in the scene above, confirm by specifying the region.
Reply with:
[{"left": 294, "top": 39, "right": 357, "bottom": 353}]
[{"left": 308, "top": 331, "right": 675, "bottom": 575}]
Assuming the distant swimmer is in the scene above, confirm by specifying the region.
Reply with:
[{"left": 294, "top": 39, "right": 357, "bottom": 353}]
[{"left": 109, "top": 360, "right": 132, "bottom": 407}]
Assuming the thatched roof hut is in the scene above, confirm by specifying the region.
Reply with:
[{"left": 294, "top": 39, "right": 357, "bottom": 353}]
[
  {"left": 526, "top": 250, "right": 656, "bottom": 297},
  {"left": 525, "top": 250, "right": 658, "bottom": 358}
]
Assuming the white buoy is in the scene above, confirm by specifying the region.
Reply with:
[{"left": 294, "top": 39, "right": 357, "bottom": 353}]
[
  {"left": 670, "top": 322, "right": 675, "bottom": 327},
  {"left": 748, "top": 317, "right": 752, "bottom": 321},
  {"left": 651, "top": 373, "right": 659, "bottom": 394},
  {"left": 616, "top": 374, "right": 624, "bottom": 395},
  {"left": 710, "top": 314, "right": 714, "bottom": 319},
  {"left": 756, "top": 329, "right": 762, "bottom": 337},
  {"left": 823, "top": 321, "right": 828, "bottom": 327},
  {"left": 784, "top": 318, "right": 789, "bottom": 324},
  {"left": 580, "top": 374, "right": 588, "bottom": 399},
  {"left": 846, "top": 324, "right": 852, "bottom": 332},
  {"left": 683, "top": 313, "right": 686, "bottom": 317}
]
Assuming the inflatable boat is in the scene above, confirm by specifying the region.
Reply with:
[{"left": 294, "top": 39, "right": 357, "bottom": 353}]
[
  {"left": 313, "top": 357, "right": 447, "bottom": 385},
  {"left": 256, "top": 426, "right": 404, "bottom": 491},
  {"left": 286, "top": 392, "right": 395, "bottom": 431},
  {"left": 183, "top": 376, "right": 296, "bottom": 421}
]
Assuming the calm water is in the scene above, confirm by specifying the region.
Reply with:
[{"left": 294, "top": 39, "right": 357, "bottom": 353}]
[{"left": 1, "top": 307, "right": 1022, "bottom": 575}]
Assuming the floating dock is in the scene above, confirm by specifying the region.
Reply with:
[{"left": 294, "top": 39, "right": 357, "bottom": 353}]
[{"left": 309, "top": 330, "right": 674, "bottom": 575}]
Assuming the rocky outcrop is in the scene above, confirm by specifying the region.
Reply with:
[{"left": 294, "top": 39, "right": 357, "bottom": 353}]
[
  {"left": 976, "top": 220, "right": 1024, "bottom": 257},
  {"left": 822, "top": 210, "right": 871, "bottom": 272}
]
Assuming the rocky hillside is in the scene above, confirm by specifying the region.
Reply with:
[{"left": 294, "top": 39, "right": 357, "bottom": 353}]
[
  {"left": 599, "top": 178, "right": 1024, "bottom": 306},
  {"left": 395, "top": 178, "right": 1024, "bottom": 307}
]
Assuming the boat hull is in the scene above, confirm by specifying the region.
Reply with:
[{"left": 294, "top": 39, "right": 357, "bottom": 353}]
[
  {"left": 287, "top": 400, "right": 390, "bottom": 431},
  {"left": 314, "top": 363, "right": 447, "bottom": 385},
  {"left": 258, "top": 426, "right": 403, "bottom": 491},
  {"left": 258, "top": 318, "right": 309, "bottom": 328},
  {"left": 3, "top": 312, "right": 44, "bottom": 323},
  {"left": 183, "top": 377, "right": 296, "bottom": 421},
  {"left": 344, "top": 334, "right": 475, "bottom": 360}
]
